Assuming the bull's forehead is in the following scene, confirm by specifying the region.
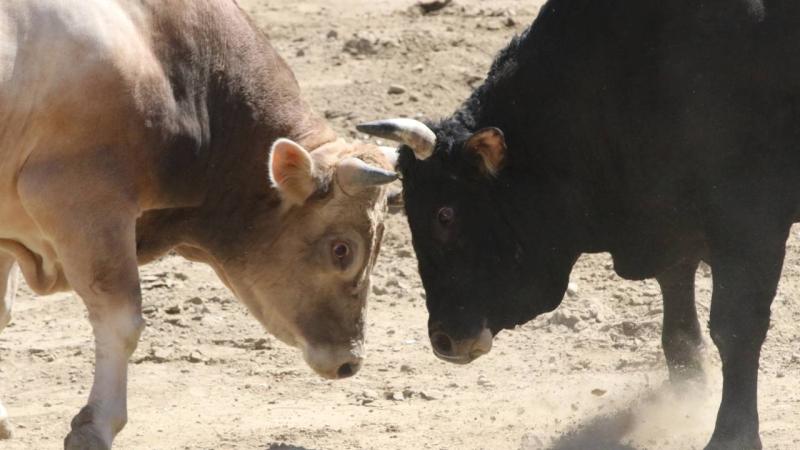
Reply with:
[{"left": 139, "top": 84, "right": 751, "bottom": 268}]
[{"left": 312, "top": 140, "right": 392, "bottom": 171}]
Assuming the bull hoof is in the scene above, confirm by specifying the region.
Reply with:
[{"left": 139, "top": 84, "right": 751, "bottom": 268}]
[
  {"left": 64, "top": 427, "right": 109, "bottom": 450},
  {"left": 0, "top": 403, "right": 12, "bottom": 440},
  {"left": 704, "top": 434, "right": 762, "bottom": 450},
  {"left": 0, "top": 417, "right": 12, "bottom": 440},
  {"left": 63, "top": 406, "right": 110, "bottom": 450}
]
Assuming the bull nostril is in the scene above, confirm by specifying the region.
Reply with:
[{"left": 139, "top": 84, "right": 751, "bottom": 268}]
[
  {"left": 431, "top": 332, "right": 454, "bottom": 355},
  {"left": 337, "top": 362, "right": 355, "bottom": 378}
]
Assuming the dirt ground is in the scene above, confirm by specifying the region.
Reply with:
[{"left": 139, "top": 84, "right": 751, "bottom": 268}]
[{"left": 1, "top": 1, "right": 799, "bottom": 449}]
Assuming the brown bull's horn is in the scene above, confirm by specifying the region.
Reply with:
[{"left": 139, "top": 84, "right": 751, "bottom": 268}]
[
  {"left": 357, "top": 119, "right": 436, "bottom": 160},
  {"left": 336, "top": 157, "right": 398, "bottom": 194}
]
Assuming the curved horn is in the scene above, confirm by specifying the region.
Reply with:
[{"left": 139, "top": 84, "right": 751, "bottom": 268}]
[
  {"left": 357, "top": 118, "right": 436, "bottom": 160},
  {"left": 336, "top": 157, "right": 398, "bottom": 194}
]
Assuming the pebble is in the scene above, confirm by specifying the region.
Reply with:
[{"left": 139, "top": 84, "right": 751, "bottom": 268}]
[
  {"left": 418, "top": 0, "right": 453, "bottom": 14},
  {"left": 548, "top": 310, "right": 581, "bottom": 330},
  {"left": 151, "top": 347, "right": 172, "bottom": 363},
  {"left": 188, "top": 351, "right": 208, "bottom": 364},
  {"left": 419, "top": 390, "right": 442, "bottom": 401},
  {"left": 566, "top": 282, "right": 579, "bottom": 297},
  {"left": 165, "top": 305, "right": 181, "bottom": 315},
  {"left": 386, "top": 391, "right": 405, "bottom": 401},
  {"left": 388, "top": 84, "right": 407, "bottom": 95},
  {"left": 477, "top": 375, "right": 494, "bottom": 387},
  {"left": 187, "top": 297, "right": 203, "bottom": 305},
  {"left": 326, "top": 29, "right": 338, "bottom": 40},
  {"left": 591, "top": 388, "right": 607, "bottom": 396}
]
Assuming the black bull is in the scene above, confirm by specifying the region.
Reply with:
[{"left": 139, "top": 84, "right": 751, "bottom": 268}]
[{"left": 359, "top": 1, "right": 799, "bottom": 449}]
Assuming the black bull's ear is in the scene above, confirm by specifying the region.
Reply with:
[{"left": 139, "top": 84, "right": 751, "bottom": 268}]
[{"left": 465, "top": 127, "right": 507, "bottom": 176}]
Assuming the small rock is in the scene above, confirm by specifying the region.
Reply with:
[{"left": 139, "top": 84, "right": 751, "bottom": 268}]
[
  {"left": 504, "top": 17, "right": 516, "bottom": 27},
  {"left": 477, "top": 375, "right": 494, "bottom": 387},
  {"left": 359, "top": 389, "right": 379, "bottom": 405},
  {"left": 326, "top": 29, "right": 338, "bottom": 40},
  {"left": 165, "top": 305, "right": 181, "bottom": 315},
  {"left": 419, "top": 390, "right": 442, "bottom": 401},
  {"left": 151, "top": 347, "right": 172, "bottom": 363},
  {"left": 142, "top": 305, "right": 158, "bottom": 315},
  {"left": 165, "top": 318, "right": 187, "bottom": 328},
  {"left": 253, "top": 338, "right": 271, "bottom": 350},
  {"left": 188, "top": 351, "right": 208, "bottom": 364},
  {"left": 620, "top": 321, "right": 639, "bottom": 337},
  {"left": 343, "top": 35, "right": 378, "bottom": 56},
  {"left": 418, "top": 0, "right": 453, "bottom": 14},
  {"left": 548, "top": 310, "right": 581, "bottom": 330},
  {"left": 400, "top": 364, "right": 414, "bottom": 374},
  {"left": 566, "top": 282, "right": 579, "bottom": 297},
  {"left": 385, "top": 391, "right": 405, "bottom": 401},
  {"left": 388, "top": 84, "right": 407, "bottom": 95},
  {"left": 187, "top": 297, "right": 203, "bottom": 305},
  {"left": 296, "top": 48, "right": 305, "bottom": 57},
  {"left": 591, "top": 388, "right": 607, "bottom": 396},
  {"left": 372, "top": 285, "right": 389, "bottom": 296}
]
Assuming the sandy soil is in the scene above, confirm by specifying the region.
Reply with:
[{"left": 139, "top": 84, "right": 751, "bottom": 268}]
[{"left": 1, "top": 1, "right": 799, "bottom": 449}]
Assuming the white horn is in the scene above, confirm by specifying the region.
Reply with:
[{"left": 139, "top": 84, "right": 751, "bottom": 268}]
[
  {"left": 336, "top": 157, "right": 398, "bottom": 194},
  {"left": 357, "top": 118, "right": 436, "bottom": 160}
]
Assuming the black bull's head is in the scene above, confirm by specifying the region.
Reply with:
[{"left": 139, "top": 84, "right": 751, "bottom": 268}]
[{"left": 358, "top": 119, "right": 579, "bottom": 364}]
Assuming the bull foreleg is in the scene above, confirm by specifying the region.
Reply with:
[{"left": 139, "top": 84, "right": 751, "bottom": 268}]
[
  {"left": 656, "top": 257, "right": 705, "bottom": 381},
  {"left": 0, "top": 253, "right": 19, "bottom": 440},
  {"left": 18, "top": 162, "right": 143, "bottom": 450},
  {"left": 55, "top": 220, "right": 143, "bottom": 450},
  {"left": 704, "top": 217, "right": 788, "bottom": 450}
]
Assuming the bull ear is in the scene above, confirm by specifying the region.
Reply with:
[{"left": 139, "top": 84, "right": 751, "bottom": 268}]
[
  {"left": 269, "top": 138, "right": 317, "bottom": 205},
  {"left": 465, "top": 127, "right": 507, "bottom": 176}
]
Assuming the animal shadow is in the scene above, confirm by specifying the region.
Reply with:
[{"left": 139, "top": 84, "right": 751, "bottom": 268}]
[{"left": 265, "top": 444, "right": 318, "bottom": 450}]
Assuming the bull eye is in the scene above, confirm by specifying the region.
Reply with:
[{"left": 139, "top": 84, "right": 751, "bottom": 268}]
[
  {"left": 437, "top": 207, "right": 455, "bottom": 227},
  {"left": 331, "top": 241, "right": 352, "bottom": 269}
]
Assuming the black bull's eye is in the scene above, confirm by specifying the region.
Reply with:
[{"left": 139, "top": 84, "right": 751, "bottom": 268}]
[{"left": 437, "top": 207, "right": 454, "bottom": 227}]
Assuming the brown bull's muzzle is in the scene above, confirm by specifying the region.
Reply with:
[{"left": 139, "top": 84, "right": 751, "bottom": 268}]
[
  {"left": 302, "top": 342, "right": 365, "bottom": 380},
  {"left": 428, "top": 325, "right": 493, "bottom": 364}
]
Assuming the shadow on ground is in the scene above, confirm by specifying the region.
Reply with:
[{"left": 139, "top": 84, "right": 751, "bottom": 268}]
[{"left": 266, "top": 444, "right": 318, "bottom": 450}]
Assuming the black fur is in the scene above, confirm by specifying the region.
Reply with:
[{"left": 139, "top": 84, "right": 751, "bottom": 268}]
[{"left": 398, "top": 1, "right": 799, "bottom": 447}]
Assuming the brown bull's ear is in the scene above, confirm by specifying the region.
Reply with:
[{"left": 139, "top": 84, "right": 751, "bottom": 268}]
[
  {"left": 269, "top": 138, "right": 316, "bottom": 205},
  {"left": 465, "top": 127, "right": 507, "bottom": 176}
]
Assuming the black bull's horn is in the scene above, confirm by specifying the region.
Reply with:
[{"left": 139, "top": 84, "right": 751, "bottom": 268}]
[{"left": 357, "top": 119, "right": 437, "bottom": 161}]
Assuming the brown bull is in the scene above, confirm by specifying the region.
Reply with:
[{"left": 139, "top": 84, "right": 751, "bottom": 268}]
[{"left": 0, "top": 0, "right": 397, "bottom": 448}]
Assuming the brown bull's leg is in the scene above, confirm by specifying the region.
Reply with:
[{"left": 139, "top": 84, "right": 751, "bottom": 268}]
[
  {"left": 656, "top": 258, "right": 705, "bottom": 381},
  {"left": 19, "top": 163, "right": 143, "bottom": 450},
  {"left": 704, "top": 219, "right": 788, "bottom": 450},
  {"left": 0, "top": 253, "right": 19, "bottom": 440}
]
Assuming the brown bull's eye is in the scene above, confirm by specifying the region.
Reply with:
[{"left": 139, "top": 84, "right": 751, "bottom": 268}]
[
  {"left": 437, "top": 207, "right": 454, "bottom": 227},
  {"left": 333, "top": 242, "right": 350, "bottom": 259},
  {"left": 332, "top": 241, "right": 353, "bottom": 270}
]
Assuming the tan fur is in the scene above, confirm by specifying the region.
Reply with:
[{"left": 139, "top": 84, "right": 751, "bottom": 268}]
[{"left": 0, "top": 0, "right": 394, "bottom": 446}]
